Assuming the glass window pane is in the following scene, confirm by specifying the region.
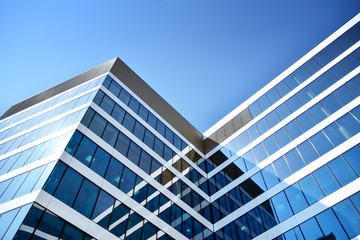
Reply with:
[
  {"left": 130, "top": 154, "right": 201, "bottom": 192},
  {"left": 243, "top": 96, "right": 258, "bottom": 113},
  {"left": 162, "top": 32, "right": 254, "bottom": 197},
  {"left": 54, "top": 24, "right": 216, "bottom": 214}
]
[
  {"left": 37, "top": 210, "right": 65, "bottom": 237},
  {"left": 133, "top": 122, "right": 145, "bottom": 141},
  {"left": 114, "top": 132, "right": 130, "bottom": 156},
  {"left": 74, "top": 136, "right": 97, "bottom": 167},
  {"left": 73, "top": 179, "right": 99, "bottom": 218},
  {"left": 100, "top": 95, "right": 115, "bottom": 115},
  {"left": 43, "top": 162, "right": 66, "bottom": 195},
  {"left": 297, "top": 140, "right": 319, "bottom": 164},
  {"left": 313, "top": 165, "right": 340, "bottom": 196},
  {"left": 273, "top": 156, "right": 292, "bottom": 181},
  {"left": 54, "top": 168, "right": 83, "bottom": 206},
  {"left": 271, "top": 192, "right": 293, "bottom": 222},
  {"left": 92, "top": 190, "right": 115, "bottom": 224},
  {"left": 298, "top": 175, "right": 324, "bottom": 205},
  {"left": 65, "top": 131, "right": 83, "bottom": 155},
  {"left": 129, "top": 97, "right": 140, "bottom": 113},
  {"left": 102, "top": 123, "right": 119, "bottom": 147},
  {"left": 105, "top": 158, "right": 124, "bottom": 187},
  {"left": 299, "top": 218, "right": 323, "bottom": 239},
  {"left": 123, "top": 113, "right": 136, "bottom": 132},
  {"left": 284, "top": 183, "right": 308, "bottom": 214},
  {"left": 88, "top": 113, "right": 107, "bottom": 137},
  {"left": 112, "top": 105, "right": 126, "bottom": 124},
  {"left": 119, "top": 167, "right": 136, "bottom": 194},
  {"left": 90, "top": 147, "right": 110, "bottom": 177},
  {"left": 328, "top": 156, "right": 357, "bottom": 186},
  {"left": 316, "top": 209, "right": 348, "bottom": 240},
  {"left": 333, "top": 199, "right": 360, "bottom": 238},
  {"left": 261, "top": 164, "right": 279, "bottom": 189},
  {"left": 127, "top": 142, "right": 141, "bottom": 166},
  {"left": 343, "top": 146, "right": 360, "bottom": 176},
  {"left": 119, "top": 88, "right": 131, "bottom": 105},
  {"left": 310, "top": 131, "right": 333, "bottom": 156},
  {"left": 284, "top": 148, "right": 305, "bottom": 173}
]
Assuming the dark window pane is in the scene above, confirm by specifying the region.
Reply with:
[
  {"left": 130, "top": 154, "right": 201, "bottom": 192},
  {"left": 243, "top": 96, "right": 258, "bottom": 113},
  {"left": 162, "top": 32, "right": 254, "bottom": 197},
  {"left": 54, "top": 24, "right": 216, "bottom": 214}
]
[
  {"left": 73, "top": 179, "right": 99, "bottom": 218},
  {"left": 123, "top": 113, "right": 136, "bottom": 132},
  {"left": 119, "top": 167, "right": 136, "bottom": 194},
  {"left": 139, "top": 151, "right": 152, "bottom": 174},
  {"left": 105, "top": 158, "right": 124, "bottom": 187},
  {"left": 74, "top": 136, "right": 97, "bottom": 167},
  {"left": 61, "top": 224, "right": 84, "bottom": 240},
  {"left": 54, "top": 168, "right": 83, "bottom": 206},
  {"left": 112, "top": 105, "right": 126, "bottom": 124},
  {"left": 65, "top": 130, "right": 83, "bottom": 155},
  {"left": 144, "top": 129, "right": 155, "bottom": 149},
  {"left": 100, "top": 95, "right": 115, "bottom": 115},
  {"left": 128, "top": 97, "right": 140, "bottom": 113},
  {"left": 37, "top": 211, "right": 65, "bottom": 237},
  {"left": 90, "top": 147, "right": 110, "bottom": 177},
  {"left": 114, "top": 132, "right": 130, "bottom": 156},
  {"left": 109, "top": 81, "right": 121, "bottom": 97},
  {"left": 43, "top": 162, "right": 66, "bottom": 195},
  {"left": 127, "top": 142, "right": 141, "bottom": 165},
  {"left": 92, "top": 190, "right": 114, "bottom": 228},
  {"left": 102, "top": 123, "right": 119, "bottom": 147},
  {"left": 133, "top": 122, "right": 145, "bottom": 141},
  {"left": 119, "top": 89, "right": 131, "bottom": 105},
  {"left": 80, "top": 108, "right": 95, "bottom": 127},
  {"left": 88, "top": 114, "right": 106, "bottom": 137}
]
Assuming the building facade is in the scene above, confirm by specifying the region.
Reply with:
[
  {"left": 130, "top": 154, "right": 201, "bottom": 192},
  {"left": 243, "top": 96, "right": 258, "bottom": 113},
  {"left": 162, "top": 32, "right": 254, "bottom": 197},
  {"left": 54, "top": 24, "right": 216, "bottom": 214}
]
[{"left": 0, "top": 14, "right": 359, "bottom": 240}]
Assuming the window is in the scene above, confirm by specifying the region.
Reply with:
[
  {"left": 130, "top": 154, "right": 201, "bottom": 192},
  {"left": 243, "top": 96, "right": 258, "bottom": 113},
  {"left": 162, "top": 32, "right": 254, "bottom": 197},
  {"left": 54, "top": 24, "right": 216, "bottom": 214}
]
[
  {"left": 54, "top": 168, "right": 84, "bottom": 206},
  {"left": 73, "top": 179, "right": 99, "bottom": 218}
]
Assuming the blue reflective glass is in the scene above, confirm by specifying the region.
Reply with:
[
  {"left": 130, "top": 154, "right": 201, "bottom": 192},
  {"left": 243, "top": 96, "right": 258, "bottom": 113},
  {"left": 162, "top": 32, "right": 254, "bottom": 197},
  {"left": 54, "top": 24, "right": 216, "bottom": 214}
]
[
  {"left": 74, "top": 136, "right": 97, "bottom": 167},
  {"left": 92, "top": 190, "right": 114, "bottom": 228},
  {"left": 299, "top": 218, "right": 323, "bottom": 239},
  {"left": 313, "top": 165, "right": 340, "bottom": 196},
  {"left": 284, "top": 148, "right": 305, "bottom": 173},
  {"left": 73, "top": 179, "right": 99, "bottom": 218},
  {"left": 114, "top": 132, "right": 130, "bottom": 156},
  {"left": 119, "top": 167, "right": 136, "bottom": 194},
  {"left": 123, "top": 113, "right": 136, "bottom": 132},
  {"left": 343, "top": 146, "right": 360, "bottom": 176},
  {"left": 90, "top": 147, "right": 110, "bottom": 177},
  {"left": 310, "top": 131, "right": 333, "bottom": 156},
  {"left": 298, "top": 175, "right": 324, "bottom": 205},
  {"left": 105, "top": 158, "right": 124, "bottom": 187},
  {"left": 109, "top": 81, "right": 121, "bottom": 97},
  {"left": 316, "top": 209, "right": 348, "bottom": 240},
  {"left": 261, "top": 164, "right": 279, "bottom": 189},
  {"left": 102, "top": 123, "right": 118, "bottom": 147},
  {"left": 119, "top": 88, "right": 131, "bottom": 105},
  {"left": 274, "top": 128, "right": 291, "bottom": 148},
  {"left": 100, "top": 95, "right": 115, "bottom": 114},
  {"left": 43, "top": 162, "right": 66, "bottom": 194},
  {"left": 337, "top": 112, "right": 360, "bottom": 137},
  {"left": 89, "top": 114, "right": 106, "bottom": 136},
  {"left": 285, "top": 183, "right": 308, "bottom": 214},
  {"left": 54, "top": 168, "right": 83, "bottom": 206},
  {"left": 263, "top": 135, "right": 280, "bottom": 156},
  {"left": 323, "top": 122, "right": 348, "bottom": 146},
  {"left": 273, "top": 156, "right": 291, "bottom": 181},
  {"left": 127, "top": 142, "right": 141, "bottom": 165},
  {"left": 297, "top": 140, "right": 319, "bottom": 164},
  {"left": 328, "top": 156, "right": 357, "bottom": 186},
  {"left": 271, "top": 192, "right": 293, "bottom": 222},
  {"left": 111, "top": 105, "right": 126, "bottom": 123},
  {"left": 37, "top": 210, "right": 65, "bottom": 237},
  {"left": 333, "top": 198, "right": 360, "bottom": 238}
]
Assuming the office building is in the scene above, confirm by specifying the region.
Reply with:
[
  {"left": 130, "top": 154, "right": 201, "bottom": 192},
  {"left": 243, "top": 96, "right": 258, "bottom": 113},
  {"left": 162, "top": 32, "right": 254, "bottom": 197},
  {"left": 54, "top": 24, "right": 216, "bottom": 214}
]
[{"left": 0, "top": 13, "right": 359, "bottom": 240}]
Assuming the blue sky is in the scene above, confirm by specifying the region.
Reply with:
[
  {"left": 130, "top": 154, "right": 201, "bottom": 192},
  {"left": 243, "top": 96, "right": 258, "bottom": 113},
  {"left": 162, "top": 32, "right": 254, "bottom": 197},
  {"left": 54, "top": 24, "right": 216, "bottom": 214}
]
[{"left": 0, "top": 1, "right": 359, "bottom": 132}]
